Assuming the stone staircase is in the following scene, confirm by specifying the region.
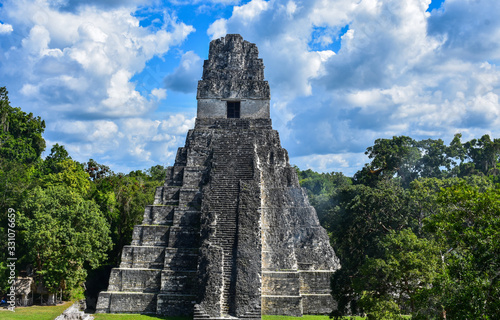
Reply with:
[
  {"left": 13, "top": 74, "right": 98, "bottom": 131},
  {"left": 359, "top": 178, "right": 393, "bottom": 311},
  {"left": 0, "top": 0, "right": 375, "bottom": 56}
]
[{"left": 209, "top": 130, "right": 255, "bottom": 316}]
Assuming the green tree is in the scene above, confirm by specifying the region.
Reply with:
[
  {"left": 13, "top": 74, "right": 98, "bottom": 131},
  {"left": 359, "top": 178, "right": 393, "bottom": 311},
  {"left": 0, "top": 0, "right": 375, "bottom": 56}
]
[
  {"left": 415, "top": 138, "right": 452, "bottom": 178},
  {"left": 296, "top": 168, "right": 352, "bottom": 228},
  {"left": 42, "top": 143, "right": 71, "bottom": 175},
  {"left": 425, "top": 182, "right": 500, "bottom": 319},
  {"left": 146, "top": 164, "right": 167, "bottom": 181},
  {"left": 354, "top": 136, "right": 420, "bottom": 187},
  {"left": 464, "top": 134, "right": 500, "bottom": 175},
  {"left": 0, "top": 87, "right": 46, "bottom": 294},
  {"left": 358, "top": 229, "right": 443, "bottom": 319},
  {"left": 353, "top": 134, "right": 500, "bottom": 187},
  {"left": 330, "top": 180, "right": 416, "bottom": 317},
  {"left": 41, "top": 159, "right": 91, "bottom": 195},
  {"left": 18, "top": 185, "right": 112, "bottom": 299},
  {"left": 0, "top": 86, "right": 45, "bottom": 164},
  {"left": 84, "top": 158, "right": 112, "bottom": 181}
]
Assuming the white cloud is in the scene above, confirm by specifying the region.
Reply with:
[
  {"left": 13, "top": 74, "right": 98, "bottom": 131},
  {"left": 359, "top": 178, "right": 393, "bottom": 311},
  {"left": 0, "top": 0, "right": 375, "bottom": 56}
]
[
  {"left": 164, "top": 51, "right": 203, "bottom": 93},
  {"left": 22, "top": 25, "right": 51, "bottom": 55},
  {"left": 151, "top": 88, "right": 167, "bottom": 100},
  {"left": 160, "top": 114, "right": 196, "bottom": 135},
  {"left": 0, "top": 22, "right": 13, "bottom": 34},
  {"left": 1, "top": 0, "right": 194, "bottom": 118},
  {"left": 291, "top": 152, "right": 368, "bottom": 174},
  {"left": 203, "top": 0, "right": 500, "bottom": 176},
  {"left": 207, "top": 18, "right": 227, "bottom": 40},
  {"left": 171, "top": 0, "right": 240, "bottom": 5},
  {"left": 232, "top": 0, "right": 270, "bottom": 23},
  {"left": 46, "top": 114, "right": 194, "bottom": 169}
]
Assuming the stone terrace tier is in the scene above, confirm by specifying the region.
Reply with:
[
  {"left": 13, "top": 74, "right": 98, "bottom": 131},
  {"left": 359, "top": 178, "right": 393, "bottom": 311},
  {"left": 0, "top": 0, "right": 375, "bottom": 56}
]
[{"left": 97, "top": 34, "right": 340, "bottom": 319}]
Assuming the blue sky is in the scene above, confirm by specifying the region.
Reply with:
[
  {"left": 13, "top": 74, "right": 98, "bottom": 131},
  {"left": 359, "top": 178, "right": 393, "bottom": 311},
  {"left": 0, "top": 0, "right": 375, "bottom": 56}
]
[{"left": 0, "top": 0, "right": 499, "bottom": 176}]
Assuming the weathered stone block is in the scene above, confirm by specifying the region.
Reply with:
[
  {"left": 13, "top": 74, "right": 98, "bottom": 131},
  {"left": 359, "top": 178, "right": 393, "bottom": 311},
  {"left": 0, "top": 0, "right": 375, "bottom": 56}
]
[
  {"left": 299, "top": 271, "right": 333, "bottom": 294},
  {"left": 131, "top": 225, "right": 170, "bottom": 246},
  {"left": 261, "top": 295, "right": 302, "bottom": 316},
  {"left": 196, "top": 244, "right": 223, "bottom": 318},
  {"left": 120, "top": 246, "right": 165, "bottom": 269},
  {"left": 178, "top": 189, "right": 202, "bottom": 208},
  {"left": 161, "top": 270, "right": 197, "bottom": 294},
  {"left": 157, "top": 294, "right": 196, "bottom": 316},
  {"left": 143, "top": 205, "right": 174, "bottom": 225},
  {"left": 108, "top": 292, "right": 157, "bottom": 313},
  {"left": 107, "top": 269, "right": 161, "bottom": 293},
  {"left": 182, "top": 167, "right": 205, "bottom": 187},
  {"left": 173, "top": 208, "right": 200, "bottom": 226},
  {"left": 168, "top": 227, "right": 200, "bottom": 248},
  {"left": 302, "top": 294, "right": 336, "bottom": 315},
  {"left": 164, "top": 248, "right": 199, "bottom": 271},
  {"left": 262, "top": 271, "right": 300, "bottom": 296},
  {"left": 95, "top": 292, "right": 111, "bottom": 313}
]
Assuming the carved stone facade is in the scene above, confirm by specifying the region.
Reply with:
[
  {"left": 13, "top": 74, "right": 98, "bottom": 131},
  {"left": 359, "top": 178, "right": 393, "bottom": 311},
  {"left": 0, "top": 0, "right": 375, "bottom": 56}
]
[{"left": 96, "top": 34, "right": 340, "bottom": 319}]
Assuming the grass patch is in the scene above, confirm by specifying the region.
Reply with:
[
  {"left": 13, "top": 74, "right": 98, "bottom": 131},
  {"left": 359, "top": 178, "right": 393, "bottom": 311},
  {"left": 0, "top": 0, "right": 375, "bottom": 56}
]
[
  {"left": 93, "top": 316, "right": 363, "bottom": 320},
  {"left": 93, "top": 314, "right": 366, "bottom": 320},
  {"left": 264, "top": 316, "right": 365, "bottom": 320},
  {"left": 0, "top": 307, "right": 370, "bottom": 320},
  {"left": 93, "top": 315, "right": 190, "bottom": 320},
  {"left": 0, "top": 301, "right": 73, "bottom": 320}
]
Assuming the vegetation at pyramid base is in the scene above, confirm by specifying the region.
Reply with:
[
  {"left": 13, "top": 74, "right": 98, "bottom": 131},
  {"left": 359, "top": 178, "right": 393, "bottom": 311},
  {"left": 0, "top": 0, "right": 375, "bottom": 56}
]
[
  {"left": 1, "top": 84, "right": 499, "bottom": 319},
  {"left": 297, "top": 136, "right": 500, "bottom": 319}
]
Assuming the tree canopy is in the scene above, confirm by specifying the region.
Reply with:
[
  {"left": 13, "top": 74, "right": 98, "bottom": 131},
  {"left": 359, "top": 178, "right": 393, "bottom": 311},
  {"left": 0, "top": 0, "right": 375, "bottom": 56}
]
[
  {"left": 298, "top": 134, "right": 500, "bottom": 319},
  {"left": 0, "top": 86, "right": 165, "bottom": 300}
]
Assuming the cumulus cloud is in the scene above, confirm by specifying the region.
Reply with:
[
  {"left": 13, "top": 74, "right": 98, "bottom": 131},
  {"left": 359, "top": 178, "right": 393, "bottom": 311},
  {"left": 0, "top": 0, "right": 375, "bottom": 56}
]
[
  {"left": 428, "top": 0, "right": 500, "bottom": 61},
  {"left": 58, "top": 0, "right": 153, "bottom": 12},
  {"left": 164, "top": 51, "right": 203, "bottom": 93},
  {"left": 0, "top": 0, "right": 194, "bottom": 119},
  {"left": 290, "top": 152, "right": 368, "bottom": 175},
  {"left": 204, "top": 0, "right": 500, "bottom": 175},
  {"left": 47, "top": 114, "right": 195, "bottom": 171},
  {"left": 0, "top": 22, "right": 13, "bottom": 33},
  {"left": 0, "top": 0, "right": 197, "bottom": 172},
  {"left": 170, "top": 0, "right": 241, "bottom": 5}
]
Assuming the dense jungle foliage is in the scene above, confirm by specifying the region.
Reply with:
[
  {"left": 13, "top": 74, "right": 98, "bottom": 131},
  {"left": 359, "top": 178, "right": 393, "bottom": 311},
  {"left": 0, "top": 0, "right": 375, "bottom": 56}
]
[
  {"left": 297, "top": 134, "right": 500, "bottom": 319},
  {"left": 1, "top": 86, "right": 499, "bottom": 319},
  {"left": 0, "top": 87, "right": 166, "bottom": 300}
]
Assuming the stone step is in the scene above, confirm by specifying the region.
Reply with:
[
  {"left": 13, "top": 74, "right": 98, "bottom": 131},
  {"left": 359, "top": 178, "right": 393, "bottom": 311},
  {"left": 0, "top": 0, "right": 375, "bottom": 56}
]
[
  {"left": 107, "top": 268, "right": 162, "bottom": 293},
  {"left": 143, "top": 205, "right": 175, "bottom": 225},
  {"left": 178, "top": 189, "right": 202, "bottom": 208},
  {"left": 131, "top": 225, "right": 170, "bottom": 246},
  {"left": 157, "top": 294, "right": 197, "bottom": 316},
  {"left": 164, "top": 248, "right": 199, "bottom": 271},
  {"left": 168, "top": 227, "right": 200, "bottom": 248},
  {"left": 160, "top": 270, "right": 197, "bottom": 294},
  {"left": 173, "top": 208, "right": 201, "bottom": 226},
  {"left": 154, "top": 186, "right": 180, "bottom": 205},
  {"left": 120, "top": 246, "right": 165, "bottom": 269},
  {"left": 96, "top": 292, "right": 157, "bottom": 314}
]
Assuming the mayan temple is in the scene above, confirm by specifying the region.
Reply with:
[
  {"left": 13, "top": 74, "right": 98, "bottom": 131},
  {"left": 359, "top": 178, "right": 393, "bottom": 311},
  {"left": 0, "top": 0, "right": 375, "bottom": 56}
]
[{"left": 96, "top": 34, "right": 340, "bottom": 319}]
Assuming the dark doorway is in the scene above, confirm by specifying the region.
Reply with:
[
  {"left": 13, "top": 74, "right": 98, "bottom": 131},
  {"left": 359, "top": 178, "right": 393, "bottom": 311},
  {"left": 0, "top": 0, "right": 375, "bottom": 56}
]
[{"left": 227, "top": 101, "right": 240, "bottom": 118}]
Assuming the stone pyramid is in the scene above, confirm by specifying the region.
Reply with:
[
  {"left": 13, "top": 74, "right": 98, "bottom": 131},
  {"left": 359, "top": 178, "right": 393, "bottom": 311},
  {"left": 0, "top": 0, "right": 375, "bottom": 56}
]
[{"left": 96, "top": 34, "right": 340, "bottom": 319}]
